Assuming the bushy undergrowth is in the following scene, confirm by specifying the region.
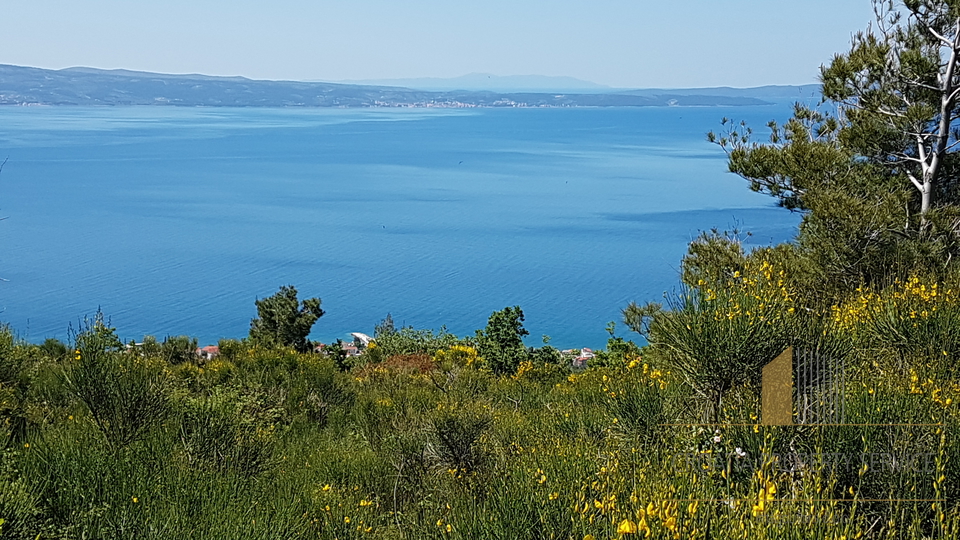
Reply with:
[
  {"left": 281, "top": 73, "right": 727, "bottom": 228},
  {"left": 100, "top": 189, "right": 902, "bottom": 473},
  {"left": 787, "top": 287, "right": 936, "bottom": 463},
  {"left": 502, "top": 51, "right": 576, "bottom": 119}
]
[{"left": 0, "top": 289, "right": 956, "bottom": 540}]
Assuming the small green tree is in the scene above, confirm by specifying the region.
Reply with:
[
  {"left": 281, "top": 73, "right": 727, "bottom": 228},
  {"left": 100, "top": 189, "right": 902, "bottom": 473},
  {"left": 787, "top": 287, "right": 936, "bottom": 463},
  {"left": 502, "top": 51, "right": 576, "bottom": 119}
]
[
  {"left": 475, "top": 306, "right": 529, "bottom": 375},
  {"left": 161, "top": 335, "right": 199, "bottom": 365},
  {"left": 249, "top": 285, "right": 324, "bottom": 353},
  {"left": 38, "top": 338, "right": 68, "bottom": 361},
  {"left": 324, "top": 339, "right": 350, "bottom": 371},
  {"left": 374, "top": 313, "right": 396, "bottom": 338}
]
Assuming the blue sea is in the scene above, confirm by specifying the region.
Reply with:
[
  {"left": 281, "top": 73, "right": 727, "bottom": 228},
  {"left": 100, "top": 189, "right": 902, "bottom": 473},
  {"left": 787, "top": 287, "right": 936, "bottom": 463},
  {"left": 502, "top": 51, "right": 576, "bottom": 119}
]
[{"left": 0, "top": 105, "right": 802, "bottom": 349}]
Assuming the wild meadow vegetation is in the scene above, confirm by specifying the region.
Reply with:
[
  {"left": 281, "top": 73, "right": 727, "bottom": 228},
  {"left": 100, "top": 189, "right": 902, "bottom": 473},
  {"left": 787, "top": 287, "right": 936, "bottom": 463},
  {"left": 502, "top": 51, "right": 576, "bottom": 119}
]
[
  {"left": 1, "top": 263, "right": 959, "bottom": 540},
  {"left": 8, "top": 1, "right": 960, "bottom": 538}
]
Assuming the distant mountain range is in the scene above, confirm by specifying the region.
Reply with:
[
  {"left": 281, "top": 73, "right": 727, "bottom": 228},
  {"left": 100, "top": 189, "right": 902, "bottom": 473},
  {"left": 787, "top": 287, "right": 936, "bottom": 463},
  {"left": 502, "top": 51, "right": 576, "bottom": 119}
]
[
  {"left": 0, "top": 64, "right": 814, "bottom": 108},
  {"left": 616, "top": 85, "right": 822, "bottom": 103},
  {"left": 329, "top": 73, "right": 614, "bottom": 93}
]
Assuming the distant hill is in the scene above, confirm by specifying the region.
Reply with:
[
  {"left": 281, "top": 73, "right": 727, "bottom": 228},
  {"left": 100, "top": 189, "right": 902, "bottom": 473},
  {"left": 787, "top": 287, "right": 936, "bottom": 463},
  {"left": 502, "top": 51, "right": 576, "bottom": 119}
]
[
  {"left": 331, "top": 73, "right": 614, "bottom": 93},
  {"left": 617, "top": 84, "right": 822, "bottom": 104},
  {"left": 0, "top": 64, "right": 779, "bottom": 108}
]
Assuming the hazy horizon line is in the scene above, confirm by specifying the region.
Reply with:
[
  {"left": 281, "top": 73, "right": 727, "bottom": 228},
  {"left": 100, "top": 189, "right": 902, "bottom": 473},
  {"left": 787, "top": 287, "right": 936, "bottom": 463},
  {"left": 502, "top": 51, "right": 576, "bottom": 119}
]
[{"left": 5, "top": 62, "right": 821, "bottom": 92}]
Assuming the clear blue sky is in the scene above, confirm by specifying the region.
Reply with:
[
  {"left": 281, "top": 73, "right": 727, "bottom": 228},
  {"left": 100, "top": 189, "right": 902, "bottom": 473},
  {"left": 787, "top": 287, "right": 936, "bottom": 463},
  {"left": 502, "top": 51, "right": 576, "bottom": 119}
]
[{"left": 2, "top": 1, "right": 877, "bottom": 88}]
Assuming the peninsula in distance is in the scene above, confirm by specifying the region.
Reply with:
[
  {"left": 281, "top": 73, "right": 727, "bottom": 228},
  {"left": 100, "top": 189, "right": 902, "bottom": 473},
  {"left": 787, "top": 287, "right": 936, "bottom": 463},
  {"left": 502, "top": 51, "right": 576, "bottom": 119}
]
[{"left": 0, "top": 64, "right": 817, "bottom": 108}]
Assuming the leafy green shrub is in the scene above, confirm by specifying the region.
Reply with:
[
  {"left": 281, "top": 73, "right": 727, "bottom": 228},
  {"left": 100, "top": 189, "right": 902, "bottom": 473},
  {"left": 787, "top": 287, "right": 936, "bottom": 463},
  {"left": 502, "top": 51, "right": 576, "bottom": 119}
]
[
  {"left": 852, "top": 276, "right": 960, "bottom": 373},
  {"left": 680, "top": 228, "right": 749, "bottom": 287},
  {"left": 170, "top": 359, "right": 237, "bottom": 392},
  {"left": 372, "top": 325, "right": 464, "bottom": 357},
  {"left": 429, "top": 404, "right": 492, "bottom": 475},
  {"left": 321, "top": 339, "right": 351, "bottom": 371},
  {"left": 161, "top": 335, "right": 198, "bottom": 365},
  {"left": 603, "top": 365, "right": 670, "bottom": 445},
  {"left": 64, "top": 314, "right": 170, "bottom": 447},
  {"left": 357, "top": 353, "right": 436, "bottom": 378},
  {"left": 352, "top": 396, "right": 393, "bottom": 451},
  {"left": 528, "top": 345, "right": 565, "bottom": 366},
  {"left": 648, "top": 286, "right": 789, "bottom": 415},
  {"left": 512, "top": 360, "right": 567, "bottom": 386},
  {"left": 590, "top": 335, "right": 642, "bottom": 368},
  {"left": 0, "top": 327, "right": 36, "bottom": 447},
  {"left": 216, "top": 338, "right": 247, "bottom": 362},
  {"left": 446, "top": 362, "right": 493, "bottom": 401},
  {"left": 0, "top": 325, "right": 24, "bottom": 389},
  {"left": 135, "top": 335, "right": 163, "bottom": 358},
  {"left": 178, "top": 396, "right": 274, "bottom": 476},
  {"left": 283, "top": 354, "right": 350, "bottom": 427},
  {"left": 382, "top": 427, "right": 431, "bottom": 507},
  {"left": 38, "top": 338, "right": 68, "bottom": 362},
  {"left": 0, "top": 449, "right": 44, "bottom": 538}
]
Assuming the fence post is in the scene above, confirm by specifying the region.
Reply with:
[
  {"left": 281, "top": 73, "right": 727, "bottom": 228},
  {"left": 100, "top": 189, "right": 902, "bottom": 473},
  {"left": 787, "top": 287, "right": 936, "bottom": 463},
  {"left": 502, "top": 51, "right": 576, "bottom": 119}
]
[{"left": 762, "top": 347, "right": 794, "bottom": 426}]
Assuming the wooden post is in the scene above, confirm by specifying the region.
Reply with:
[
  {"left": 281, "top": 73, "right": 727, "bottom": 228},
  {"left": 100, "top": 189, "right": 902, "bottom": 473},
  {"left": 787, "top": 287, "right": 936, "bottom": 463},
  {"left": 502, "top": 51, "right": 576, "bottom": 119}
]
[{"left": 762, "top": 347, "right": 793, "bottom": 426}]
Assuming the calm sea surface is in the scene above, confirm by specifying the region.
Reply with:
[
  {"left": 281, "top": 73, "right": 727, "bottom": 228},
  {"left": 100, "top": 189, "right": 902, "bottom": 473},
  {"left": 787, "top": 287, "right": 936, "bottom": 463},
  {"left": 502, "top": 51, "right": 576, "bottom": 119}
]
[{"left": 0, "top": 105, "right": 801, "bottom": 349}]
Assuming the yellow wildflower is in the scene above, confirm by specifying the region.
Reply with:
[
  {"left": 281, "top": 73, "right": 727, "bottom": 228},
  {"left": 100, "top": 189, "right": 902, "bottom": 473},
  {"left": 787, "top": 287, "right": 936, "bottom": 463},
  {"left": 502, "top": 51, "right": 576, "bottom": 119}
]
[{"left": 617, "top": 519, "right": 638, "bottom": 534}]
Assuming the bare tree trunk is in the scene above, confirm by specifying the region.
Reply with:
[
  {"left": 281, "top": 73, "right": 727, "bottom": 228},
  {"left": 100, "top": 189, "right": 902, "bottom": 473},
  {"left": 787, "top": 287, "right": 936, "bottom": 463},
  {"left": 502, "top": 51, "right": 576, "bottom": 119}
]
[
  {"left": 917, "top": 16, "right": 960, "bottom": 218},
  {"left": 922, "top": 180, "right": 933, "bottom": 217}
]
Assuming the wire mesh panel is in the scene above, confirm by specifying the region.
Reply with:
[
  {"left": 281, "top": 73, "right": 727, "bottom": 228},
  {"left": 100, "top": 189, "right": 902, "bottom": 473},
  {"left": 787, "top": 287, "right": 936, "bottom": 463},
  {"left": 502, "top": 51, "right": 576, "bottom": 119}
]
[{"left": 795, "top": 348, "right": 846, "bottom": 425}]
